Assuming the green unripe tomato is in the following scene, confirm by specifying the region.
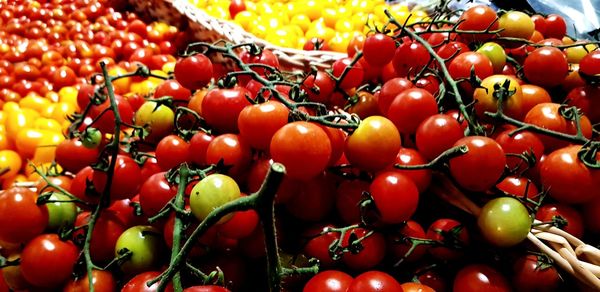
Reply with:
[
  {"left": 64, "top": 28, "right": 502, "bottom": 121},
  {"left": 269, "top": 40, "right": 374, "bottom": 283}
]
[
  {"left": 478, "top": 197, "right": 532, "bottom": 247},
  {"left": 477, "top": 42, "right": 506, "bottom": 73},
  {"left": 80, "top": 127, "right": 102, "bottom": 149},
  {"left": 46, "top": 193, "right": 78, "bottom": 231},
  {"left": 115, "top": 225, "right": 163, "bottom": 274},
  {"left": 189, "top": 174, "right": 241, "bottom": 224}
]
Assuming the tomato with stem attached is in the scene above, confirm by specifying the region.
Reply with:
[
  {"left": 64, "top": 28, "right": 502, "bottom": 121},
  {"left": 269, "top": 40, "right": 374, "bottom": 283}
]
[
  {"left": 303, "top": 270, "right": 353, "bottom": 292},
  {"left": 344, "top": 116, "right": 401, "bottom": 172},
  {"left": 0, "top": 187, "right": 48, "bottom": 244},
  {"left": 449, "top": 136, "right": 506, "bottom": 192},
  {"left": 20, "top": 234, "right": 79, "bottom": 288},
  {"left": 347, "top": 271, "right": 403, "bottom": 292},
  {"left": 189, "top": 174, "right": 241, "bottom": 223}
]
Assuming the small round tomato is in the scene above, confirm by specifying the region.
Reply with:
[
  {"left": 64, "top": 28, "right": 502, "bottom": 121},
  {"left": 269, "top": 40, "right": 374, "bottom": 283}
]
[
  {"left": 88, "top": 94, "right": 134, "bottom": 133},
  {"left": 498, "top": 11, "right": 534, "bottom": 39},
  {"left": 386, "top": 88, "right": 439, "bottom": 135},
  {"left": 205, "top": 134, "right": 252, "bottom": 179},
  {"left": 416, "top": 114, "right": 464, "bottom": 161},
  {"left": 449, "top": 136, "right": 506, "bottom": 192},
  {"left": 174, "top": 54, "right": 213, "bottom": 90},
  {"left": 63, "top": 270, "right": 117, "bottom": 292},
  {"left": 377, "top": 77, "right": 413, "bottom": 114},
  {"left": 566, "top": 85, "right": 600, "bottom": 124},
  {"left": 55, "top": 138, "right": 99, "bottom": 173},
  {"left": 448, "top": 52, "right": 494, "bottom": 92},
  {"left": 0, "top": 150, "right": 22, "bottom": 180},
  {"left": 401, "top": 282, "right": 435, "bottom": 292},
  {"left": 189, "top": 174, "right": 241, "bottom": 223},
  {"left": 201, "top": 86, "right": 252, "bottom": 134},
  {"left": 92, "top": 154, "right": 142, "bottom": 201},
  {"left": 303, "top": 224, "right": 340, "bottom": 267},
  {"left": 347, "top": 271, "right": 403, "bottom": 292},
  {"left": 217, "top": 200, "right": 259, "bottom": 239},
  {"left": 301, "top": 70, "right": 335, "bottom": 104},
  {"left": 139, "top": 172, "right": 177, "bottom": 217},
  {"left": 122, "top": 271, "right": 174, "bottom": 292},
  {"left": 457, "top": 5, "right": 499, "bottom": 43},
  {"left": 0, "top": 187, "right": 48, "bottom": 244},
  {"left": 370, "top": 171, "right": 419, "bottom": 224},
  {"left": 45, "top": 192, "right": 77, "bottom": 231},
  {"left": 476, "top": 42, "right": 506, "bottom": 73},
  {"left": 544, "top": 14, "right": 567, "bottom": 39},
  {"left": 426, "top": 218, "right": 470, "bottom": 260},
  {"left": 478, "top": 197, "right": 532, "bottom": 247},
  {"left": 512, "top": 254, "right": 561, "bottom": 292},
  {"left": 303, "top": 270, "right": 353, "bottom": 292},
  {"left": 518, "top": 84, "right": 553, "bottom": 118},
  {"left": 20, "top": 234, "right": 79, "bottom": 288},
  {"left": 392, "top": 41, "right": 430, "bottom": 78},
  {"left": 155, "top": 135, "right": 190, "bottom": 171},
  {"left": 74, "top": 210, "right": 127, "bottom": 263},
  {"left": 535, "top": 203, "right": 584, "bottom": 238},
  {"left": 331, "top": 57, "right": 364, "bottom": 90},
  {"left": 523, "top": 47, "right": 568, "bottom": 88},
  {"left": 386, "top": 220, "right": 428, "bottom": 263},
  {"left": 473, "top": 74, "right": 523, "bottom": 119},
  {"left": 153, "top": 79, "right": 191, "bottom": 103},
  {"left": 540, "top": 145, "right": 600, "bottom": 204},
  {"left": 134, "top": 101, "right": 175, "bottom": 142},
  {"left": 271, "top": 121, "right": 332, "bottom": 180},
  {"left": 496, "top": 176, "right": 540, "bottom": 207},
  {"left": 344, "top": 116, "right": 401, "bottom": 172},
  {"left": 341, "top": 228, "right": 385, "bottom": 270},
  {"left": 115, "top": 225, "right": 164, "bottom": 275},
  {"left": 494, "top": 129, "right": 545, "bottom": 171},
  {"left": 335, "top": 179, "right": 370, "bottom": 224},
  {"left": 453, "top": 264, "right": 511, "bottom": 292},
  {"left": 238, "top": 100, "right": 289, "bottom": 151},
  {"left": 363, "top": 33, "right": 396, "bottom": 67}
]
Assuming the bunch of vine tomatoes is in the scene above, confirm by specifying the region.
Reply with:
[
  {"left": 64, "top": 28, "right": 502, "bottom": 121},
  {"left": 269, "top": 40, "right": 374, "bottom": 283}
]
[{"left": 1, "top": 1, "right": 600, "bottom": 292}]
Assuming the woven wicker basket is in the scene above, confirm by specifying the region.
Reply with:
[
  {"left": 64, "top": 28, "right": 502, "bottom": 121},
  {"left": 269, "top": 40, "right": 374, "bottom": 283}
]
[{"left": 127, "top": 0, "right": 347, "bottom": 70}]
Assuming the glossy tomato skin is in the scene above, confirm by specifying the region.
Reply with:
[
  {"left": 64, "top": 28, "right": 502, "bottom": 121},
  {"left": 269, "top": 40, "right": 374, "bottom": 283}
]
[
  {"left": 331, "top": 57, "right": 364, "bottom": 90},
  {"left": 302, "top": 71, "right": 335, "bottom": 104},
  {"left": 478, "top": 197, "right": 532, "bottom": 247},
  {"left": 540, "top": 145, "right": 600, "bottom": 204},
  {"left": 122, "top": 271, "right": 174, "bottom": 292},
  {"left": 174, "top": 54, "right": 213, "bottom": 90},
  {"left": 218, "top": 194, "right": 259, "bottom": 239},
  {"left": 189, "top": 174, "right": 241, "bottom": 223},
  {"left": 341, "top": 228, "right": 386, "bottom": 270},
  {"left": 377, "top": 77, "right": 413, "bottom": 114},
  {"left": 344, "top": 116, "right": 401, "bottom": 172},
  {"left": 386, "top": 220, "right": 428, "bottom": 263},
  {"left": 139, "top": 172, "right": 177, "bottom": 217},
  {"left": 523, "top": 47, "right": 568, "bottom": 88},
  {"left": 416, "top": 114, "right": 464, "bottom": 161},
  {"left": 524, "top": 103, "right": 592, "bottom": 151},
  {"left": 448, "top": 52, "right": 494, "bottom": 93},
  {"left": 115, "top": 225, "right": 164, "bottom": 275},
  {"left": 347, "top": 271, "right": 403, "bottom": 292},
  {"left": 473, "top": 74, "right": 523, "bottom": 119},
  {"left": 303, "top": 270, "right": 353, "bottom": 292},
  {"left": 370, "top": 171, "right": 419, "bottom": 224},
  {"left": 237, "top": 100, "right": 289, "bottom": 151},
  {"left": 496, "top": 176, "right": 540, "bottom": 207},
  {"left": 401, "top": 282, "right": 435, "bottom": 292},
  {"left": 449, "top": 136, "right": 506, "bottom": 192},
  {"left": 494, "top": 129, "right": 545, "bottom": 172},
  {"left": 453, "top": 264, "right": 511, "bottom": 292},
  {"left": 20, "top": 234, "right": 79, "bottom": 288},
  {"left": 92, "top": 154, "right": 142, "bottom": 201},
  {"left": 303, "top": 225, "right": 340, "bottom": 268},
  {"left": 0, "top": 187, "right": 48, "bottom": 244},
  {"left": 202, "top": 87, "right": 252, "bottom": 134},
  {"left": 187, "top": 131, "right": 214, "bottom": 166},
  {"left": 182, "top": 286, "right": 231, "bottom": 292},
  {"left": 535, "top": 203, "right": 584, "bottom": 238},
  {"left": 205, "top": 134, "right": 253, "bottom": 179},
  {"left": 63, "top": 270, "right": 116, "bottom": 292},
  {"left": 270, "top": 122, "right": 331, "bottom": 180},
  {"left": 392, "top": 41, "right": 430, "bottom": 78},
  {"left": 155, "top": 135, "right": 190, "bottom": 171},
  {"left": 386, "top": 88, "right": 438, "bottom": 135},
  {"left": 384, "top": 148, "right": 432, "bottom": 193},
  {"left": 55, "top": 138, "right": 99, "bottom": 174},
  {"left": 512, "top": 254, "right": 562, "bottom": 292},
  {"left": 457, "top": 5, "right": 499, "bottom": 43},
  {"left": 427, "top": 218, "right": 470, "bottom": 260}
]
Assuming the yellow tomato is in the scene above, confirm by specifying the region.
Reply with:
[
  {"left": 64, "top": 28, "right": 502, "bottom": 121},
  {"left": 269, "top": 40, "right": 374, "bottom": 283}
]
[
  {"left": 50, "top": 102, "right": 76, "bottom": 123},
  {"left": 328, "top": 32, "right": 353, "bottom": 53},
  {"left": 162, "top": 61, "right": 176, "bottom": 74},
  {"left": 305, "top": 27, "right": 336, "bottom": 42},
  {"left": 304, "top": 0, "right": 322, "bottom": 21},
  {"left": 45, "top": 91, "right": 60, "bottom": 103},
  {"left": 266, "top": 29, "right": 298, "bottom": 48},
  {"left": 108, "top": 66, "right": 132, "bottom": 94},
  {"left": 0, "top": 132, "right": 11, "bottom": 150},
  {"left": 58, "top": 86, "right": 79, "bottom": 106},
  {"left": 335, "top": 19, "right": 355, "bottom": 33},
  {"left": 234, "top": 11, "right": 256, "bottom": 30},
  {"left": 0, "top": 111, "right": 5, "bottom": 125},
  {"left": 19, "top": 95, "right": 51, "bottom": 113},
  {"left": 5, "top": 109, "right": 35, "bottom": 143},
  {"left": 148, "top": 70, "right": 169, "bottom": 85},
  {"left": 322, "top": 8, "right": 338, "bottom": 28},
  {"left": 15, "top": 128, "right": 52, "bottom": 159},
  {"left": 0, "top": 150, "right": 22, "bottom": 180},
  {"left": 290, "top": 14, "right": 311, "bottom": 32},
  {"left": 3, "top": 101, "right": 20, "bottom": 112},
  {"left": 31, "top": 132, "right": 64, "bottom": 164},
  {"left": 33, "top": 118, "right": 63, "bottom": 132}
]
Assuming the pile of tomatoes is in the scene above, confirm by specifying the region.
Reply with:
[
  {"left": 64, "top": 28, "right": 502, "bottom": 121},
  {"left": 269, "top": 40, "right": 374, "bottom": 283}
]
[{"left": 1, "top": 1, "right": 600, "bottom": 292}]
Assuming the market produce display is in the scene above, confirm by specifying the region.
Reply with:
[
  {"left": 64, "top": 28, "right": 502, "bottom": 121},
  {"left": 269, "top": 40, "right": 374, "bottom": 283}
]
[{"left": 1, "top": 0, "right": 600, "bottom": 291}]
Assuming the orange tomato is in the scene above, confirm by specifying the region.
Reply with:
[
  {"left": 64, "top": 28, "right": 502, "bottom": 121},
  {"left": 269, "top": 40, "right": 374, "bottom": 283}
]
[{"left": 0, "top": 150, "right": 22, "bottom": 180}]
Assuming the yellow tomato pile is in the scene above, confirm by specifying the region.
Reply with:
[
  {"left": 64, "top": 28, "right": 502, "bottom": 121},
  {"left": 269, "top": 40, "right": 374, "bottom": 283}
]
[{"left": 191, "top": 0, "right": 429, "bottom": 52}]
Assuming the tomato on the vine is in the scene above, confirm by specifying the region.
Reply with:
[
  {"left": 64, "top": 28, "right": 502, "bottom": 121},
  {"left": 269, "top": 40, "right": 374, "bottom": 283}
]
[
  {"left": 386, "top": 88, "right": 439, "bottom": 135},
  {"left": 449, "top": 136, "right": 506, "bottom": 192},
  {"left": 524, "top": 102, "right": 592, "bottom": 150},
  {"left": 453, "top": 264, "right": 511, "bottom": 292},
  {"left": 122, "top": 271, "right": 174, "bottom": 292},
  {"left": 416, "top": 113, "right": 464, "bottom": 161},
  {"left": 0, "top": 187, "right": 48, "bottom": 244},
  {"left": 331, "top": 57, "right": 364, "bottom": 90},
  {"left": 189, "top": 174, "right": 241, "bottom": 223},
  {"left": 174, "top": 54, "right": 213, "bottom": 90},
  {"left": 341, "top": 228, "right": 385, "bottom": 270},
  {"left": 512, "top": 254, "right": 562, "bottom": 292},
  {"left": 347, "top": 271, "right": 403, "bottom": 292},
  {"left": 303, "top": 270, "right": 353, "bottom": 292},
  {"left": 20, "top": 234, "right": 79, "bottom": 288},
  {"left": 457, "top": 5, "right": 499, "bottom": 42},
  {"left": 478, "top": 197, "right": 532, "bottom": 247},
  {"left": 92, "top": 154, "right": 142, "bottom": 201},
  {"left": 63, "top": 270, "right": 117, "bottom": 292},
  {"left": 344, "top": 116, "right": 401, "bottom": 172},
  {"left": 115, "top": 225, "right": 164, "bottom": 274},
  {"left": 237, "top": 100, "right": 290, "bottom": 151},
  {"left": 523, "top": 47, "right": 568, "bottom": 87},
  {"left": 370, "top": 171, "right": 419, "bottom": 224},
  {"left": 535, "top": 203, "right": 584, "bottom": 238},
  {"left": 473, "top": 74, "right": 523, "bottom": 119},
  {"left": 139, "top": 172, "right": 177, "bottom": 217},
  {"left": 426, "top": 218, "right": 470, "bottom": 260}
]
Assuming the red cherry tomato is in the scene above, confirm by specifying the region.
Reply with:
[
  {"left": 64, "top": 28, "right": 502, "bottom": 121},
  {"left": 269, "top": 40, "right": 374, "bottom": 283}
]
[
  {"left": 20, "top": 234, "right": 79, "bottom": 288},
  {"left": 0, "top": 187, "right": 48, "bottom": 244},
  {"left": 449, "top": 136, "right": 506, "bottom": 192},
  {"left": 303, "top": 270, "right": 353, "bottom": 292},
  {"left": 347, "top": 271, "right": 403, "bottom": 292}
]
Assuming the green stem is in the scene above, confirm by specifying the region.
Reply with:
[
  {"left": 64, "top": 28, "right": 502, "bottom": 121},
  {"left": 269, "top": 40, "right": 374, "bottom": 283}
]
[
  {"left": 394, "top": 145, "right": 468, "bottom": 170},
  {"left": 169, "top": 164, "right": 191, "bottom": 292}
]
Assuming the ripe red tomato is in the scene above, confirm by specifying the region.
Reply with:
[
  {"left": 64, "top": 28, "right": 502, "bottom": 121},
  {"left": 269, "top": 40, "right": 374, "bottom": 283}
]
[
  {"left": 496, "top": 176, "right": 540, "bottom": 207},
  {"left": 303, "top": 270, "right": 353, "bottom": 292},
  {"left": 544, "top": 14, "right": 567, "bottom": 39},
  {"left": 523, "top": 47, "right": 568, "bottom": 87},
  {"left": 453, "top": 264, "right": 511, "bottom": 292},
  {"left": 331, "top": 57, "right": 364, "bottom": 90},
  {"left": 174, "top": 54, "right": 213, "bottom": 90},
  {"left": 341, "top": 228, "right": 385, "bottom": 270},
  {"left": 303, "top": 224, "right": 340, "bottom": 267},
  {"left": 369, "top": 171, "right": 419, "bottom": 224},
  {"left": 449, "top": 136, "right": 506, "bottom": 192},
  {"left": 386, "top": 220, "right": 428, "bottom": 263},
  {"left": 20, "top": 234, "right": 79, "bottom": 288},
  {"left": 344, "top": 116, "right": 401, "bottom": 172},
  {"left": 363, "top": 33, "right": 396, "bottom": 67},
  {"left": 139, "top": 172, "right": 177, "bottom": 217},
  {"left": 153, "top": 79, "right": 191, "bottom": 103},
  {"left": 540, "top": 145, "right": 600, "bottom": 204},
  {"left": 512, "top": 254, "right": 561, "bottom": 292},
  {"left": 347, "top": 271, "right": 403, "bottom": 292},
  {"left": 122, "top": 271, "right": 174, "bottom": 292},
  {"left": 270, "top": 121, "right": 331, "bottom": 180},
  {"left": 392, "top": 41, "right": 430, "bottom": 78},
  {"left": 457, "top": 5, "right": 499, "bottom": 43},
  {"left": 426, "top": 218, "right": 470, "bottom": 260},
  {"left": 416, "top": 114, "right": 464, "bottom": 161},
  {"left": 239, "top": 49, "right": 280, "bottom": 81},
  {"left": 386, "top": 88, "right": 438, "bottom": 135},
  {"left": 74, "top": 210, "right": 127, "bottom": 262},
  {"left": 92, "top": 154, "right": 142, "bottom": 201},
  {"left": 187, "top": 131, "right": 214, "bottom": 166},
  {"left": 238, "top": 100, "right": 290, "bottom": 151},
  {"left": 566, "top": 85, "right": 600, "bottom": 124},
  {"left": 205, "top": 133, "right": 252, "bottom": 179},
  {"left": 88, "top": 94, "right": 134, "bottom": 133},
  {"left": 401, "top": 282, "right": 435, "bottom": 292},
  {"left": 55, "top": 138, "right": 100, "bottom": 174},
  {"left": 494, "top": 128, "right": 545, "bottom": 172},
  {"left": 524, "top": 102, "right": 592, "bottom": 151},
  {"left": 63, "top": 270, "right": 117, "bottom": 292},
  {"left": 301, "top": 70, "right": 335, "bottom": 104},
  {"left": 218, "top": 195, "right": 259, "bottom": 239},
  {"left": 183, "top": 286, "right": 231, "bottom": 292},
  {"left": 536, "top": 203, "right": 584, "bottom": 238},
  {"left": 155, "top": 135, "right": 190, "bottom": 171},
  {"left": 448, "top": 52, "right": 494, "bottom": 93},
  {"left": 383, "top": 148, "right": 432, "bottom": 193},
  {"left": 201, "top": 86, "right": 252, "bottom": 133},
  {"left": 377, "top": 77, "right": 413, "bottom": 114},
  {"left": 0, "top": 187, "right": 48, "bottom": 244}
]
